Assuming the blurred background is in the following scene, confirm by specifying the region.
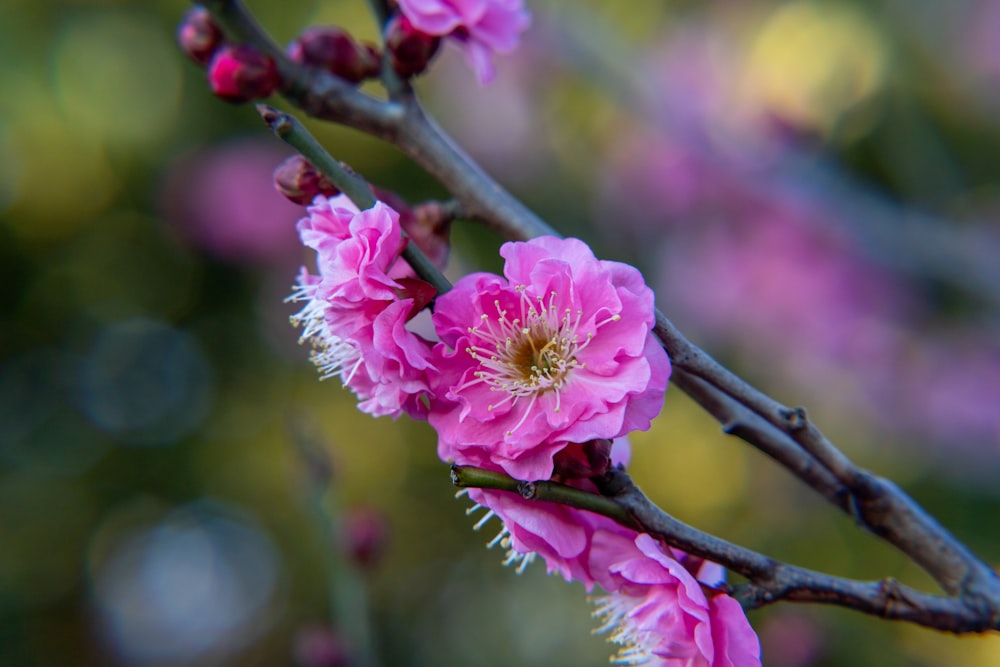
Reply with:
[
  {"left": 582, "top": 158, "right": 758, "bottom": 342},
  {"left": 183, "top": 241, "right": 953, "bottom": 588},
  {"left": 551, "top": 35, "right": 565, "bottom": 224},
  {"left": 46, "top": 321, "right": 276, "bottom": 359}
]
[{"left": 1, "top": 0, "right": 999, "bottom": 665}]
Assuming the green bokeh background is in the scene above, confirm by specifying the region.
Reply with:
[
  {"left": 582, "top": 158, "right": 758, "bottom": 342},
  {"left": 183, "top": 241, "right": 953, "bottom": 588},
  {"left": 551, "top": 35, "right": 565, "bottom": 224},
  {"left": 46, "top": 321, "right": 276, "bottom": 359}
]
[{"left": 1, "top": 1, "right": 999, "bottom": 665}]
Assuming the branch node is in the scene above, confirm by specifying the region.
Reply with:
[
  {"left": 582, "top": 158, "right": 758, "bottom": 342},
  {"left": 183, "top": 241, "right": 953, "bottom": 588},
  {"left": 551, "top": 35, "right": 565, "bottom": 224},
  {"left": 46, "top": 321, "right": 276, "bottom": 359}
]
[
  {"left": 517, "top": 481, "right": 537, "bottom": 500},
  {"left": 780, "top": 406, "right": 809, "bottom": 431}
]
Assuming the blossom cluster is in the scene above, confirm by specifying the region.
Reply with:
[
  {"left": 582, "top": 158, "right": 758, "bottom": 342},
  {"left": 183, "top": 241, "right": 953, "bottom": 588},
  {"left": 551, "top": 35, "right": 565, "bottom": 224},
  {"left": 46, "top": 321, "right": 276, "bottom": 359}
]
[{"left": 289, "top": 193, "right": 761, "bottom": 665}]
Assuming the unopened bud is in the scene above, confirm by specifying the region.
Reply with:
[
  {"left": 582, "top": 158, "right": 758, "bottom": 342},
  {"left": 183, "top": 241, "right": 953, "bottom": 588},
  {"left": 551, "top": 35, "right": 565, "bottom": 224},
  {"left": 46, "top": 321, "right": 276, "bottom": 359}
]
[
  {"left": 552, "top": 439, "right": 612, "bottom": 480},
  {"left": 293, "top": 625, "right": 352, "bottom": 667},
  {"left": 373, "top": 189, "right": 452, "bottom": 270},
  {"left": 343, "top": 507, "right": 388, "bottom": 570},
  {"left": 288, "top": 26, "right": 381, "bottom": 84},
  {"left": 274, "top": 155, "right": 340, "bottom": 205},
  {"left": 385, "top": 15, "right": 440, "bottom": 78},
  {"left": 207, "top": 45, "right": 279, "bottom": 103},
  {"left": 177, "top": 7, "right": 223, "bottom": 66}
]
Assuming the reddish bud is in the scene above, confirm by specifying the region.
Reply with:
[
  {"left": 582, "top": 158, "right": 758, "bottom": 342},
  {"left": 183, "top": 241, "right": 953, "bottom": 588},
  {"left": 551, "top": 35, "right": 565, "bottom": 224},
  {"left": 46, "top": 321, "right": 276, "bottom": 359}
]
[
  {"left": 177, "top": 7, "right": 223, "bottom": 66},
  {"left": 385, "top": 15, "right": 441, "bottom": 78},
  {"left": 552, "top": 439, "right": 613, "bottom": 481},
  {"left": 293, "top": 625, "right": 353, "bottom": 667},
  {"left": 407, "top": 201, "right": 453, "bottom": 269},
  {"left": 343, "top": 507, "right": 388, "bottom": 569},
  {"left": 207, "top": 45, "right": 279, "bottom": 103},
  {"left": 288, "top": 26, "right": 381, "bottom": 84},
  {"left": 394, "top": 277, "right": 438, "bottom": 318},
  {"left": 274, "top": 155, "right": 340, "bottom": 205},
  {"left": 373, "top": 189, "right": 452, "bottom": 270}
]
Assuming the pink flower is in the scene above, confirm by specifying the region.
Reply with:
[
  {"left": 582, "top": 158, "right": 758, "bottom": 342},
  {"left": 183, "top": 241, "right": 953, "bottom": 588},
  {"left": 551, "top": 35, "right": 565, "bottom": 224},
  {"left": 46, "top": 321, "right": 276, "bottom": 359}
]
[
  {"left": 430, "top": 236, "right": 670, "bottom": 480},
  {"left": 395, "top": 0, "right": 531, "bottom": 84},
  {"left": 593, "top": 534, "right": 761, "bottom": 667},
  {"left": 289, "top": 195, "right": 435, "bottom": 419},
  {"left": 462, "top": 468, "right": 637, "bottom": 588}
]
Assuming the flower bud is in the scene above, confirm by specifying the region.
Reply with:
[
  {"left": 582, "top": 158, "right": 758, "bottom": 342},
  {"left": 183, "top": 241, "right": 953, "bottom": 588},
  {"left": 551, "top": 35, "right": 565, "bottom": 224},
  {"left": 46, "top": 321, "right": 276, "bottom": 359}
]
[
  {"left": 373, "top": 188, "right": 452, "bottom": 270},
  {"left": 552, "top": 439, "right": 613, "bottom": 480},
  {"left": 343, "top": 507, "right": 388, "bottom": 570},
  {"left": 207, "top": 45, "right": 279, "bottom": 103},
  {"left": 384, "top": 15, "right": 440, "bottom": 78},
  {"left": 293, "top": 625, "right": 353, "bottom": 667},
  {"left": 177, "top": 6, "right": 223, "bottom": 66},
  {"left": 288, "top": 26, "right": 381, "bottom": 84},
  {"left": 273, "top": 155, "right": 340, "bottom": 205}
]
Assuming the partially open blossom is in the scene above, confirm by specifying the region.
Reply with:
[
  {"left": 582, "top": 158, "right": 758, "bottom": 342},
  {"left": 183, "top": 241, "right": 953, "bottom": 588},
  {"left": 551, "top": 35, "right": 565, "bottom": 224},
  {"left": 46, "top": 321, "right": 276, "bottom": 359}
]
[
  {"left": 395, "top": 0, "right": 531, "bottom": 84},
  {"left": 430, "top": 236, "right": 670, "bottom": 480},
  {"left": 273, "top": 155, "right": 341, "bottom": 205},
  {"left": 207, "top": 45, "right": 279, "bottom": 103},
  {"left": 593, "top": 534, "right": 762, "bottom": 667},
  {"left": 177, "top": 7, "right": 223, "bottom": 66},
  {"left": 288, "top": 26, "right": 381, "bottom": 83},
  {"left": 289, "top": 195, "right": 436, "bottom": 419}
]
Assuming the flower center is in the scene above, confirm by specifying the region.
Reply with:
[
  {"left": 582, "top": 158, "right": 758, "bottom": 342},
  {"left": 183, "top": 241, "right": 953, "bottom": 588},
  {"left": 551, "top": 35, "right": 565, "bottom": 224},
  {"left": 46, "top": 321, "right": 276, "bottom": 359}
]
[{"left": 458, "top": 286, "right": 619, "bottom": 432}]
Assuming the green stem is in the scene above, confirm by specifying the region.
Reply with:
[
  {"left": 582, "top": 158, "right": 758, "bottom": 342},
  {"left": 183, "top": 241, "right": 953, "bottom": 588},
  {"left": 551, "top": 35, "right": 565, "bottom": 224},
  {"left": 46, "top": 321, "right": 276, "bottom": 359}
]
[
  {"left": 450, "top": 465, "right": 640, "bottom": 530},
  {"left": 257, "top": 105, "right": 451, "bottom": 295}
]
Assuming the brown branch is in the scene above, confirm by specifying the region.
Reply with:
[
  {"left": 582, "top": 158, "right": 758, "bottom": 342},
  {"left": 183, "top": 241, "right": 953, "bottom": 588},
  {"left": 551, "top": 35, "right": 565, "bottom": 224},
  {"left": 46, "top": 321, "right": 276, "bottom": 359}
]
[
  {"left": 196, "top": 0, "right": 1000, "bottom": 633},
  {"left": 453, "top": 465, "right": 1000, "bottom": 634}
]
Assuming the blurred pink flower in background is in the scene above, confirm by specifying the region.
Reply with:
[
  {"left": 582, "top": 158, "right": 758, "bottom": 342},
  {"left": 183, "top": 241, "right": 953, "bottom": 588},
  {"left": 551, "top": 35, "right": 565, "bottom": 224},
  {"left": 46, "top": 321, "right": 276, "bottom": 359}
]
[
  {"left": 159, "top": 140, "right": 302, "bottom": 264},
  {"left": 591, "top": 20, "right": 1000, "bottom": 467},
  {"left": 758, "top": 611, "right": 826, "bottom": 667}
]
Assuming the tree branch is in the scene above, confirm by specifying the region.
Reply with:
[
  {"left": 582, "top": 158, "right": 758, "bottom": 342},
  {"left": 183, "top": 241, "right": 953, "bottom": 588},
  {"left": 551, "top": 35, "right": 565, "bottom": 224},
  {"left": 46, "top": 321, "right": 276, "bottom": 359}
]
[
  {"left": 453, "top": 465, "right": 1000, "bottom": 634},
  {"left": 196, "top": 0, "right": 1000, "bottom": 634}
]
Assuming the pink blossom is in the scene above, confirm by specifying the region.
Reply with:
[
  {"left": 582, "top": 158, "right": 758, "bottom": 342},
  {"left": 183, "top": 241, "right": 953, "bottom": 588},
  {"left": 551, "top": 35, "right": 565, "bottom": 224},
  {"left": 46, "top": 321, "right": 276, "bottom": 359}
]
[
  {"left": 430, "top": 236, "right": 670, "bottom": 480},
  {"left": 593, "top": 534, "right": 761, "bottom": 667},
  {"left": 462, "top": 464, "right": 638, "bottom": 589},
  {"left": 289, "top": 196, "right": 435, "bottom": 419},
  {"left": 395, "top": 0, "right": 530, "bottom": 84}
]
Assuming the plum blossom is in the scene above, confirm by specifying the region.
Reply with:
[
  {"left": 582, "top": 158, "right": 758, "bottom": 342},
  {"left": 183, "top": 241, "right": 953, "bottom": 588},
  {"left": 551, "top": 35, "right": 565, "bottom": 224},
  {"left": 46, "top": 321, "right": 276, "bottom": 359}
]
[
  {"left": 462, "top": 479, "right": 759, "bottom": 665},
  {"left": 430, "top": 236, "right": 670, "bottom": 480},
  {"left": 395, "top": 0, "right": 531, "bottom": 84},
  {"left": 593, "top": 534, "right": 761, "bottom": 667},
  {"left": 289, "top": 195, "right": 435, "bottom": 418}
]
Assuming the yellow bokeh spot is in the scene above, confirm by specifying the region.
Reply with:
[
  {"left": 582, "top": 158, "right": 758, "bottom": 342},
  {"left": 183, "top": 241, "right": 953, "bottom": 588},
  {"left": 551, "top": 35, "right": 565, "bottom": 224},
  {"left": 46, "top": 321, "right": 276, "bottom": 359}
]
[
  {"left": 629, "top": 391, "right": 749, "bottom": 524},
  {"left": 5, "top": 107, "right": 117, "bottom": 239},
  {"left": 740, "top": 1, "right": 887, "bottom": 136},
  {"left": 52, "top": 10, "right": 182, "bottom": 150}
]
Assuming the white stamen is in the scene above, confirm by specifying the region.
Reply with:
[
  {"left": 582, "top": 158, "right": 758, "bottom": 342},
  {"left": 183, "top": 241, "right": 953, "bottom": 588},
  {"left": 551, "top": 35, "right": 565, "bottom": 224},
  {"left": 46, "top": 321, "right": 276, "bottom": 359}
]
[{"left": 456, "top": 287, "right": 618, "bottom": 435}]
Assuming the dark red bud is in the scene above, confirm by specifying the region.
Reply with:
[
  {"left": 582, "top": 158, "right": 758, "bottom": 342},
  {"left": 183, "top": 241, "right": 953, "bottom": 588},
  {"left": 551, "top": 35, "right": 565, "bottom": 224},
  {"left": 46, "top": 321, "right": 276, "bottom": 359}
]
[
  {"left": 343, "top": 507, "right": 388, "bottom": 569},
  {"left": 385, "top": 15, "right": 441, "bottom": 78},
  {"left": 407, "top": 201, "right": 452, "bottom": 269},
  {"left": 394, "top": 277, "right": 438, "bottom": 318},
  {"left": 552, "top": 439, "right": 613, "bottom": 481},
  {"left": 207, "top": 45, "right": 279, "bottom": 104},
  {"left": 293, "top": 625, "right": 353, "bottom": 667},
  {"left": 177, "top": 7, "right": 223, "bottom": 66},
  {"left": 274, "top": 155, "right": 341, "bottom": 205},
  {"left": 288, "top": 26, "right": 381, "bottom": 84}
]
